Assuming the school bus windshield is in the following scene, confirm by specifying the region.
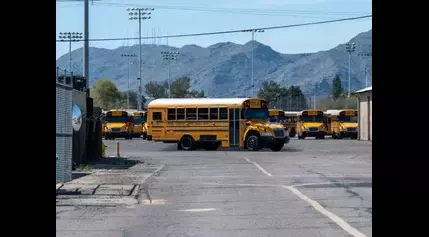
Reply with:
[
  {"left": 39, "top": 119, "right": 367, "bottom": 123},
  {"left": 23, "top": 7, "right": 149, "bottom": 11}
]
[
  {"left": 339, "top": 115, "right": 358, "bottom": 122},
  {"left": 106, "top": 116, "right": 128, "bottom": 123},
  {"left": 243, "top": 108, "right": 269, "bottom": 119},
  {"left": 134, "top": 117, "right": 145, "bottom": 124},
  {"left": 300, "top": 115, "right": 324, "bottom": 122}
]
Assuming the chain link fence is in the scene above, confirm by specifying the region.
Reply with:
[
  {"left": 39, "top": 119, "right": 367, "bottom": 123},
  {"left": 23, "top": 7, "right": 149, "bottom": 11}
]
[{"left": 56, "top": 67, "right": 73, "bottom": 183}]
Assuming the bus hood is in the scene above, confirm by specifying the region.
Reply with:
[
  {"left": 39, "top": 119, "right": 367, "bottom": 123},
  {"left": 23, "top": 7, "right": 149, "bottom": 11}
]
[
  {"left": 106, "top": 123, "right": 127, "bottom": 129},
  {"left": 339, "top": 122, "right": 358, "bottom": 129},
  {"left": 302, "top": 122, "right": 324, "bottom": 129}
]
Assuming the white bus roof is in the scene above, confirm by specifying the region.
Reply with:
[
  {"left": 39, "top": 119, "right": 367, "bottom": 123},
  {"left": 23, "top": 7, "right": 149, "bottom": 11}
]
[
  {"left": 329, "top": 109, "right": 357, "bottom": 116},
  {"left": 296, "top": 109, "right": 323, "bottom": 116},
  {"left": 148, "top": 98, "right": 257, "bottom": 108},
  {"left": 284, "top": 111, "right": 298, "bottom": 116}
]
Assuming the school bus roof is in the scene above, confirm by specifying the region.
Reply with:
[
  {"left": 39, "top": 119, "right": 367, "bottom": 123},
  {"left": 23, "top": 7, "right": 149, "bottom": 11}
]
[
  {"left": 296, "top": 109, "right": 324, "bottom": 116},
  {"left": 329, "top": 109, "right": 357, "bottom": 116},
  {"left": 148, "top": 98, "right": 257, "bottom": 108},
  {"left": 284, "top": 111, "right": 298, "bottom": 116}
]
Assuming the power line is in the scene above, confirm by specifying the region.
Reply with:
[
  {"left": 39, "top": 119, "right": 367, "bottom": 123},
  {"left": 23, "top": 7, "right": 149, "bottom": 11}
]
[
  {"left": 94, "top": 2, "right": 370, "bottom": 16},
  {"left": 56, "top": 15, "right": 371, "bottom": 43}
]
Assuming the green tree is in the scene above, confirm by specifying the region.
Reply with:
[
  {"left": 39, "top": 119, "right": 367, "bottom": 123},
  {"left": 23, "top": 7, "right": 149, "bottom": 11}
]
[
  {"left": 91, "top": 79, "right": 121, "bottom": 110},
  {"left": 257, "top": 80, "right": 282, "bottom": 103},
  {"left": 170, "top": 76, "right": 204, "bottom": 98},
  {"left": 145, "top": 81, "right": 167, "bottom": 99},
  {"left": 331, "top": 74, "right": 343, "bottom": 100}
]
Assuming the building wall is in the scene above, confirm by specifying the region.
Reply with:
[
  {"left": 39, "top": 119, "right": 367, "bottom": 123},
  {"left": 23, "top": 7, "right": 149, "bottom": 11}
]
[
  {"left": 56, "top": 83, "right": 73, "bottom": 183},
  {"left": 357, "top": 91, "right": 372, "bottom": 141}
]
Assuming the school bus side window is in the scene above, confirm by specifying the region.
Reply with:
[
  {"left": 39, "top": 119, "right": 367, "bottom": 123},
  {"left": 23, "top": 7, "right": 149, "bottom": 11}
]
[
  {"left": 198, "top": 108, "right": 209, "bottom": 120},
  {"left": 153, "top": 112, "right": 162, "bottom": 121},
  {"left": 210, "top": 108, "right": 218, "bottom": 120},
  {"left": 177, "top": 108, "right": 185, "bottom": 120},
  {"left": 167, "top": 108, "right": 176, "bottom": 120},
  {"left": 219, "top": 108, "right": 227, "bottom": 120},
  {"left": 186, "top": 108, "right": 197, "bottom": 120}
]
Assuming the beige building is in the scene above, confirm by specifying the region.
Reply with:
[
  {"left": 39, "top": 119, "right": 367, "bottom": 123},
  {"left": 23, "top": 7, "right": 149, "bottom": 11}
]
[{"left": 355, "top": 86, "right": 372, "bottom": 141}]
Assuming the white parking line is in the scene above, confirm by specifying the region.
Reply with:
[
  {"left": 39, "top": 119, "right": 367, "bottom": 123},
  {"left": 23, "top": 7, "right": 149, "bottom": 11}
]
[
  {"left": 244, "top": 157, "right": 273, "bottom": 176},
  {"left": 243, "top": 157, "right": 368, "bottom": 237},
  {"left": 284, "top": 185, "right": 368, "bottom": 237}
]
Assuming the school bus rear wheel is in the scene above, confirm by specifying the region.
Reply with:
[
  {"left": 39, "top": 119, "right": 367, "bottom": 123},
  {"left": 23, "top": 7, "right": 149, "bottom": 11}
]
[{"left": 179, "top": 135, "right": 196, "bottom": 151}]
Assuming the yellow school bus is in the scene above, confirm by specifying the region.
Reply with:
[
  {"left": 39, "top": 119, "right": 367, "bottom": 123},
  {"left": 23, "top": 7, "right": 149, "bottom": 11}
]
[
  {"left": 147, "top": 98, "right": 290, "bottom": 151},
  {"left": 327, "top": 109, "right": 358, "bottom": 139},
  {"left": 284, "top": 111, "right": 298, "bottom": 138},
  {"left": 104, "top": 109, "right": 134, "bottom": 140},
  {"left": 131, "top": 111, "right": 146, "bottom": 139},
  {"left": 297, "top": 109, "right": 326, "bottom": 139},
  {"left": 268, "top": 109, "right": 297, "bottom": 137},
  {"left": 142, "top": 111, "right": 148, "bottom": 140},
  {"left": 101, "top": 111, "right": 106, "bottom": 136}
]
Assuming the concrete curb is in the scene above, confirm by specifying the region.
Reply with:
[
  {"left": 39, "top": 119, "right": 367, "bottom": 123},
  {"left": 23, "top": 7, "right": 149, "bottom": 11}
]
[{"left": 130, "top": 164, "right": 165, "bottom": 198}]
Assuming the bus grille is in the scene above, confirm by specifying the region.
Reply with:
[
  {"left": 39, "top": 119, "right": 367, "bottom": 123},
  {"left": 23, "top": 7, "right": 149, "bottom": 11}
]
[
  {"left": 347, "top": 127, "right": 356, "bottom": 132},
  {"left": 273, "top": 129, "right": 284, "bottom": 138},
  {"left": 112, "top": 128, "right": 120, "bottom": 133},
  {"left": 309, "top": 127, "right": 318, "bottom": 132}
]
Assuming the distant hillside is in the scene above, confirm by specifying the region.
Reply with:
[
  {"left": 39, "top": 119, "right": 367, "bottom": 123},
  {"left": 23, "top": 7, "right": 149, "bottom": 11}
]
[{"left": 56, "top": 30, "right": 372, "bottom": 97}]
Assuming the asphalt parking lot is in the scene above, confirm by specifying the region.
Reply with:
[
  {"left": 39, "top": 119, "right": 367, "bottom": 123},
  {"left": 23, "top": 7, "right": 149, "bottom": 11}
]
[{"left": 57, "top": 137, "right": 372, "bottom": 237}]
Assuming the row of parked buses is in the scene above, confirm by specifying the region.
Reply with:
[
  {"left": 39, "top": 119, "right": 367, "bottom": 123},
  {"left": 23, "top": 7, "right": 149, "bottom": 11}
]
[
  {"left": 100, "top": 99, "right": 358, "bottom": 151},
  {"left": 101, "top": 110, "right": 148, "bottom": 140},
  {"left": 268, "top": 108, "right": 358, "bottom": 140}
]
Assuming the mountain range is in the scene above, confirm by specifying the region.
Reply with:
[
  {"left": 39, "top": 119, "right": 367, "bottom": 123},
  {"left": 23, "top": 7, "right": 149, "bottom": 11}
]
[{"left": 56, "top": 29, "right": 372, "bottom": 97}]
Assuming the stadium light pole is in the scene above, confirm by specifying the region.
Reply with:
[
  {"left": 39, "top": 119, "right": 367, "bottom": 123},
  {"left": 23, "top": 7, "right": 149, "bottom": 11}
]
[
  {"left": 121, "top": 54, "right": 137, "bottom": 109},
  {"left": 161, "top": 51, "right": 179, "bottom": 98},
  {"left": 58, "top": 32, "right": 83, "bottom": 72},
  {"left": 358, "top": 53, "right": 372, "bottom": 87},
  {"left": 345, "top": 42, "right": 356, "bottom": 98},
  {"left": 126, "top": 7, "right": 154, "bottom": 111},
  {"left": 242, "top": 29, "right": 264, "bottom": 97}
]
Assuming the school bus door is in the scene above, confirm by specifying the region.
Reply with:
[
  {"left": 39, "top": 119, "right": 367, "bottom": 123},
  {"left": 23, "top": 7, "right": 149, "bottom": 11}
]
[{"left": 150, "top": 109, "right": 166, "bottom": 140}]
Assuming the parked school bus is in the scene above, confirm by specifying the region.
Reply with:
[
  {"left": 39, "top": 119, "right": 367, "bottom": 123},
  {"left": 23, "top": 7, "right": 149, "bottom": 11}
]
[
  {"left": 104, "top": 110, "right": 134, "bottom": 140},
  {"left": 268, "top": 109, "right": 297, "bottom": 137},
  {"left": 284, "top": 111, "right": 298, "bottom": 137},
  {"left": 326, "top": 109, "right": 358, "bottom": 139},
  {"left": 297, "top": 109, "right": 326, "bottom": 139},
  {"left": 101, "top": 111, "right": 106, "bottom": 136},
  {"left": 147, "top": 98, "right": 290, "bottom": 151},
  {"left": 142, "top": 112, "right": 148, "bottom": 140},
  {"left": 131, "top": 111, "right": 147, "bottom": 139}
]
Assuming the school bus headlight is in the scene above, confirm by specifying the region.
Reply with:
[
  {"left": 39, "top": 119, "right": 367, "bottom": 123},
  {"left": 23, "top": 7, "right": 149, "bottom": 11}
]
[{"left": 261, "top": 131, "right": 272, "bottom": 137}]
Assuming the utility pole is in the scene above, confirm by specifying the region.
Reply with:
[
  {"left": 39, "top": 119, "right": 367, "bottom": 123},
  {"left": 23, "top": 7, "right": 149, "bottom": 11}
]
[
  {"left": 58, "top": 32, "right": 83, "bottom": 72},
  {"left": 161, "top": 51, "right": 179, "bottom": 98},
  {"left": 345, "top": 43, "right": 356, "bottom": 98},
  {"left": 121, "top": 54, "right": 137, "bottom": 109},
  {"left": 127, "top": 7, "right": 154, "bottom": 111},
  {"left": 84, "top": 0, "right": 89, "bottom": 95},
  {"left": 242, "top": 29, "right": 264, "bottom": 97}
]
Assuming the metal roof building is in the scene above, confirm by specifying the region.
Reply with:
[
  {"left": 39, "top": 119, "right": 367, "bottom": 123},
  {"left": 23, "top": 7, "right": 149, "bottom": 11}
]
[{"left": 355, "top": 86, "right": 372, "bottom": 141}]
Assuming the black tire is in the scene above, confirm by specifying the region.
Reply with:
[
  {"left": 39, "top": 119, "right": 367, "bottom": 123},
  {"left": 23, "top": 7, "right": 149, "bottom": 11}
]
[
  {"left": 246, "top": 135, "right": 261, "bottom": 151},
  {"left": 270, "top": 140, "right": 284, "bottom": 151},
  {"left": 129, "top": 135, "right": 133, "bottom": 140},
  {"left": 147, "top": 135, "right": 152, "bottom": 141},
  {"left": 180, "top": 136, "right": 195, "bottom": 151},
  {"left": 321, "top": 135, "right": 325, "bottom": 139}
]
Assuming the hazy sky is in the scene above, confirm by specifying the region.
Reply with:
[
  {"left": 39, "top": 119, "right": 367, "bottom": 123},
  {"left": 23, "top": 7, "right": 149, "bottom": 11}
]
[{"left": 56, "top": 0, "right": 372, "bottom": 59}]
